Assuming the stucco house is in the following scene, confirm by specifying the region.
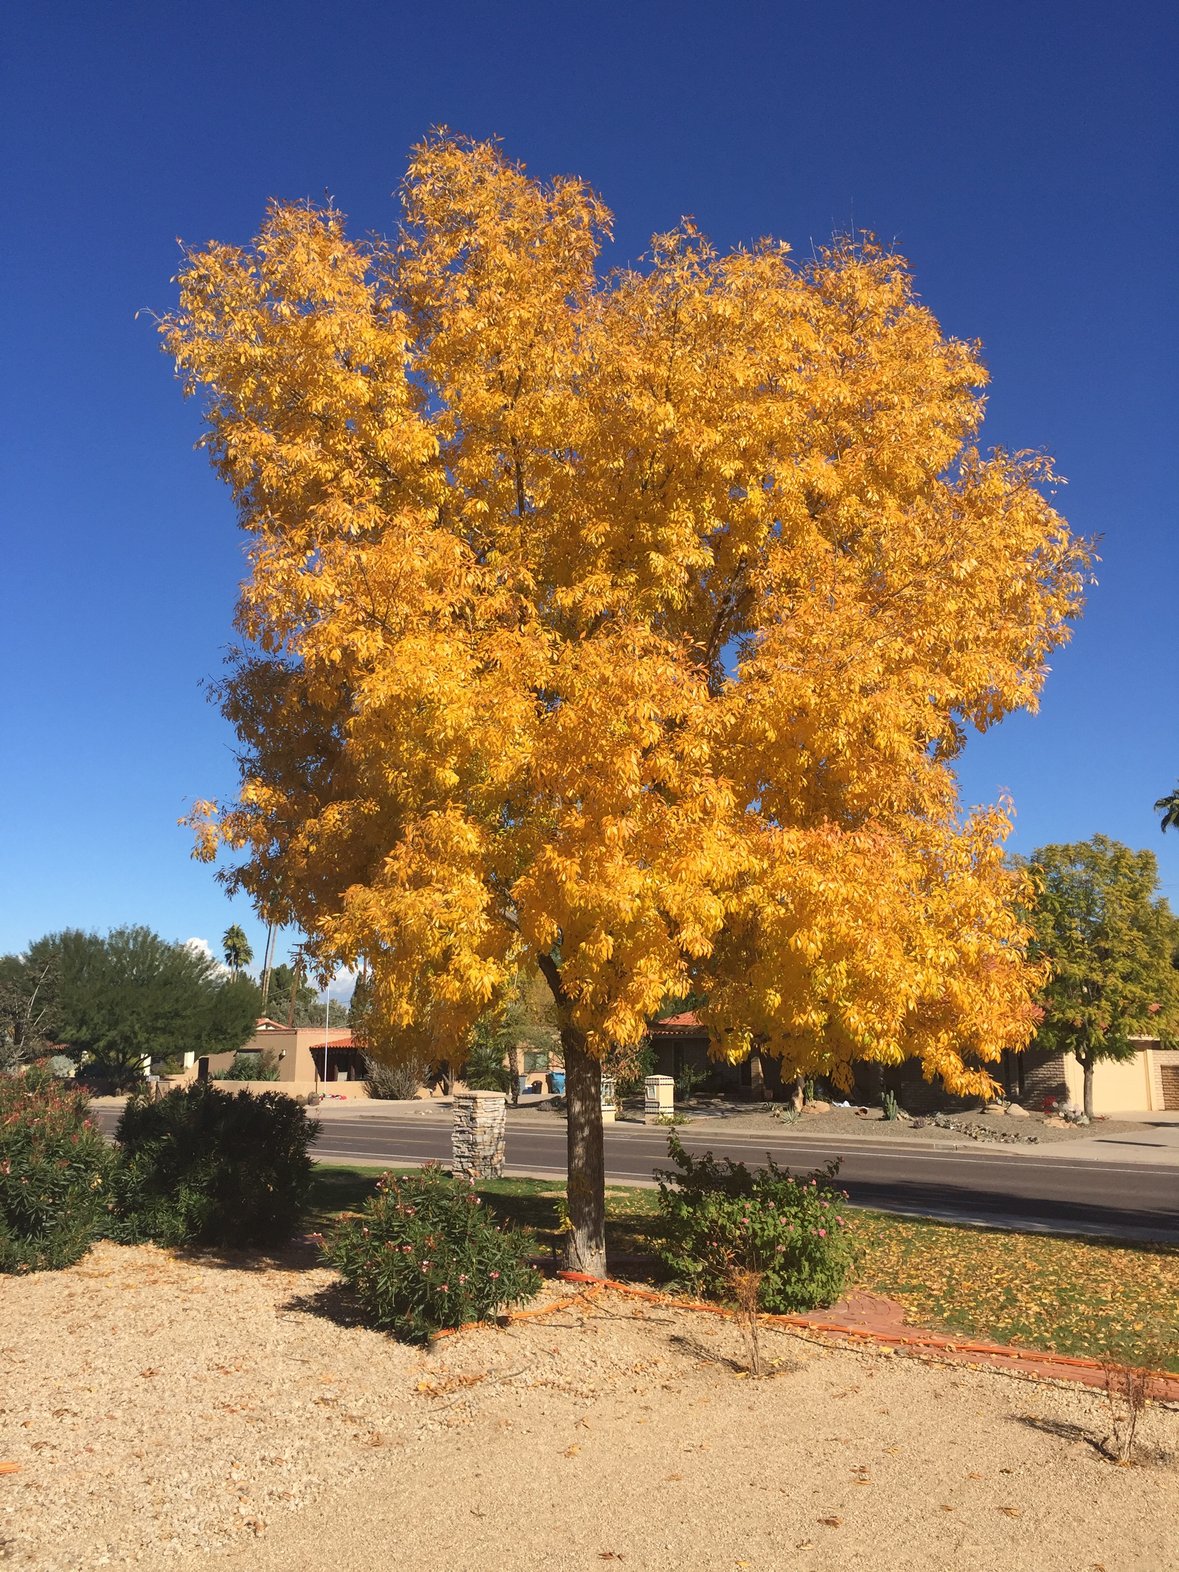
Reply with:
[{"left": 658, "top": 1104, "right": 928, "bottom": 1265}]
[
  {"left": 646, "top": 1013, "right": 1179, "bottom": 1115},
  {"left": 198, "top": 1017, "right": 369, "bottom": 1097}
]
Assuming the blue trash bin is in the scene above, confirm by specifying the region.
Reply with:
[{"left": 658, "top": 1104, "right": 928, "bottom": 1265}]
[{"left": 548, "top": 1070, "right": 566, "bottom": 1095}]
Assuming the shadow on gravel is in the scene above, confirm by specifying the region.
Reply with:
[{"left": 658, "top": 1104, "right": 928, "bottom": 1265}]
[
  {"left": 281, "top": 1279, "right": 371, "bottom": 1330},
  {"left": 1014, "top": 1413, "right": 1109, "bottom": 1455},
  {"left": 1014, "top": 1413, "right": 1177, "bottom": 1470},
  {"left": 169, "top": 1237, "right": 326, "bottom": 1275}
]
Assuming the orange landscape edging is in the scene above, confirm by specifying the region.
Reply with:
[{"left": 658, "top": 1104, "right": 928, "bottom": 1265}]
[{"left": 552, "top": 1271, "right": 1179, "bottom": 1400}]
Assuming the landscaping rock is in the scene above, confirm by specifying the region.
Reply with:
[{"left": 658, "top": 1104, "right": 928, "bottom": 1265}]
[
  {"left": 1006, "top": 1104, "right": 1030, "bottom": 1118},
  {"left": 802, "top": 1100, "right": 831, "bottom": 1114}
]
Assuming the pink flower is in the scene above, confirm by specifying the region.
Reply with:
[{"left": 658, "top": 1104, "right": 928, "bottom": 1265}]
[
  {"left": 489, "top": 1270, "right": 500, "bottom": 1279},
  {"left": 439, "top": 1284, "right": 449, "bottom": 1293},
  {"left": 835, "top": 1216, "right": 844, "bottom": 1225},
  {"left": 817, "top": 1228, "right": 827, "bottom": 1237}
]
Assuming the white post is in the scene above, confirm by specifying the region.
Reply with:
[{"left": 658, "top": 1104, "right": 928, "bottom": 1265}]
[{"left": 644, "top": 1075, "right": 675, "bottom": 1124}]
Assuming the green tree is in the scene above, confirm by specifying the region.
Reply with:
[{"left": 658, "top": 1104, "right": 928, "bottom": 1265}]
[
  {"left": 1028, "top": 837, "right": 1179, "bottom": 1117},
  {"left": 1155, "top": 786, "right": 1179, "bottom": 834},
  {"left": 46, "top": 927, "right": 260, "bottom": 1087},
  {"left": 221, "top": 923, "right": 253, "bottom": 976},
  {"left": 269, "top": 959, "right": 329, "bottom": 1026}
]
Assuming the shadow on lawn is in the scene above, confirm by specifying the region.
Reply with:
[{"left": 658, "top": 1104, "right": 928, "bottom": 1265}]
[{"left": 177, "top": 1168, "right": 669, "bottom": 1280}]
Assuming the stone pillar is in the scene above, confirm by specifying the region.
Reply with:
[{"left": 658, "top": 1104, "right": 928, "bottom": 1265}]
[
  {"left": 600, "top": 1076, "right": 617, "bottom": 1124},
  {"left": 451, "top": 1090, "right": 507, "bottom": 1180},
  {"left": 644, "top": 1074, "right": 675, "bottom": 1124}
]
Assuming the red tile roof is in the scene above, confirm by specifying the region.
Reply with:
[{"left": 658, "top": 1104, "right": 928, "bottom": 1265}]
[{"left": 650, "top": 1011, "right": 704, "bottom": 1033}]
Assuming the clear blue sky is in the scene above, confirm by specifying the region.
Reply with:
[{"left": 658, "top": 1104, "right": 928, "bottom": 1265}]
[{"left": 2, "top": 0, "right": 1175, "bottom": 976}]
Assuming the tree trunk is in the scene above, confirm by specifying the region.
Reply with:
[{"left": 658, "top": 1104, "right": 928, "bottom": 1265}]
[
  {"left": 1082, "top": 1059, "right": 1094, "bottom": 1121},
  {"left": 562, "top": 1024, "right": 607, "bottom": 1277},
  {"left": 536, "top": 952, "right": 607, "bottom": 1278}
]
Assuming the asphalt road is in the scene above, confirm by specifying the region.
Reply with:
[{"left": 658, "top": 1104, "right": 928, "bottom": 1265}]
[{"left": 93, "top": 1104, "right": 1179, "bottom": 1241}]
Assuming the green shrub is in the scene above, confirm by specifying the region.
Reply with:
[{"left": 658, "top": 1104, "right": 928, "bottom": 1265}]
[
  {"left": 211, "top": 1049, "right": 280, "bottom": 1081},
  {"left": 324, "top": 1164, "right": 540, "bottom": 1341},
  {"left": 112, "top": 1083, "right": 318, "bottom": 1249},
  {"left": 674, "top": 1063, "right": 708, "bottom": 1101},
  {"left": 655, "top": 1132, "right": 854, "bottom": 1313},
  {"left": 460, "top": 1035, "right": 512, "bottom": 1095},
  {"left": 0, "top": 1066, "right": 113, "bottom": 1272}
]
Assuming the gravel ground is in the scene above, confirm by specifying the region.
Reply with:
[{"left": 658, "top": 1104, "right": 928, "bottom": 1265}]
[{"left": 3, "top": 1242, "right": 1177, "bottom": 1572}]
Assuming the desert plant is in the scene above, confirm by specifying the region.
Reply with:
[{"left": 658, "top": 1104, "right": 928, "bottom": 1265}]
[
  {"left": 111, "top": 1083, "right": 318, "bottom": 1249},
  {"left": 459, "top": 1032, "right": 513, "bottom": 1094},
  {"left": 656, "top": 1132, "right": 853, "bottom": 1313},
  {"left": 882, "top": 1089, "right": 900, "bottom": 1121},
  {"left": 0, "top": 1065, "right": 113, "bottom": 1272},
  {"left": 364, "top": 1055, "right": 429, "bottom": 1100},
  {"left": 324, "top": 1163, "right": 540, "bottom": 1341}
]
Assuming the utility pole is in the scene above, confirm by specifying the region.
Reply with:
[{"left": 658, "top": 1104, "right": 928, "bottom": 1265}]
[{"left": 259, "top": 921, "right": 278, "bottom": 1006}]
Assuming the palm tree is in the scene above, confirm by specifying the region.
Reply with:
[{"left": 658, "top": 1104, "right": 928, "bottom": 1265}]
[
  {"left": 221, "top": 924, "right": 253, "bottom": 977},
  {"left": 1156, "top": 785, "right": 1179, "bottom": 834}
]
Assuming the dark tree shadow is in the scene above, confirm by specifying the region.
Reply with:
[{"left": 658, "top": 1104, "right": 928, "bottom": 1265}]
[{"left": 282, "top": 1279, "right": 372, "bottom": 1330}]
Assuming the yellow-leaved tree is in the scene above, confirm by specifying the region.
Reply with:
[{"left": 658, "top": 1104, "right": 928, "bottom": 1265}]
[{"left": 166, "top": 134, "right": 1089, "bottom": 1273}]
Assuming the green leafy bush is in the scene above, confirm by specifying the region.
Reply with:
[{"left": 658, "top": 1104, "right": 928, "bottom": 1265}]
[
  {"left": 460, "top": 1032, "right": 512, "bottom": 1094},
  {"left": 0, "top": 1065, "right": 113, "bottom": 1272},
  {"left": 112, "top": 1083, "right": 317, "bottom": 1249},
  {"left": 211, "top": 1049, "right": 280, "bottom": 1081},
  {"left": 324, "top": 1164, "right": 540, "bottom": 1341},
  {"left": 656, "top": 1132, "right": 853, "bottom": 1313}
]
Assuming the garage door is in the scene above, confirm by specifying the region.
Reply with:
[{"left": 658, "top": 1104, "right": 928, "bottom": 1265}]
[{"left": 1161, "top": 1065, "right": 1179, "bottom": 1111}]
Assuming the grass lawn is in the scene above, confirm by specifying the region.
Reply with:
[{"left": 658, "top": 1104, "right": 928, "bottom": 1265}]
[{"left": 308, "top": 1163, "right": 1179, "bottom": 1372}]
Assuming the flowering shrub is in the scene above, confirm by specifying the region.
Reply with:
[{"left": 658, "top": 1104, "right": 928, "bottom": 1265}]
[
  {"left": 112, "top": 1083, "right": 318, "bottom": 1249},
  {"left": 0, "top": 1065, "right": 113, "bottom": 1272},
  {"left": 324, "top": 1164, "right": 540, "bottom": 1341},
  {"left": 656, "top": 1132, "right": 854, "bottom": 1313}
]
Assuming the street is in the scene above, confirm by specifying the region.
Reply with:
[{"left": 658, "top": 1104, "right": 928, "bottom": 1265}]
[{"left": 91, "top": 1102, "right": 1179, "bottom": 1241}]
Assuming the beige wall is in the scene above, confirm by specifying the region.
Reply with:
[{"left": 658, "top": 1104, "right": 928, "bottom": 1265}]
[
  {"left": 160, "top": 1075, "right": 369, "bottom": 1101},
  {"left": 1060, "top": 1043, "right": 1158, "bottom": 1114},
  {"left": 200, "top": 1025, "right": 363, "bottom": 1089}
]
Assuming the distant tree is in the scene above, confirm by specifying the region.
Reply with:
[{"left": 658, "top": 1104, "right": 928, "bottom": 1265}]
[
  {"left": 268, "top": 959, "right": 328, "bottom": 1026},
  {"left": 221, "top": 924, "right": 253, "bottom": 976},
  {"left": 0, "top": 938, "right": 62, "bottom": 1067},
  {"left": 1155, "top": 786, "right": 1179, "bottom": 834},
  {"left": 44, "top": 927, "right": 260, "bottom": 1087},
  {"left": 1028, "top": 837, "right": 1179, "bottom": 1118}
]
